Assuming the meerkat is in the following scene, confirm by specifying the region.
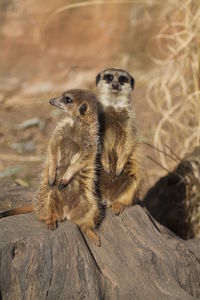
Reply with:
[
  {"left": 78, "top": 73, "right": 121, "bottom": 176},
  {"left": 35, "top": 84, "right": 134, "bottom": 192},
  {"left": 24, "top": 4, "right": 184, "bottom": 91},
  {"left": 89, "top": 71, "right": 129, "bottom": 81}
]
[
  {"left": 0, "top": 89, "right": 103, "bottom": 246},
  {"left": 96, "top": 68, "right": 142, "bottom": 215}
]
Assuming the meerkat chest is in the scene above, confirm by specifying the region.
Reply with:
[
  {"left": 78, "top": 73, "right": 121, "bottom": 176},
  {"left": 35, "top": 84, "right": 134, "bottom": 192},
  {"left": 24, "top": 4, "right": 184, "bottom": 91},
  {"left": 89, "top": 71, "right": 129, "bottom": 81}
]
[
  {"left": 105, "top": 107, "right": 129, "bottom": 124},
  {"left": 103, "top": 108, "right": 130, "bottom": 140},
  {"left": 56, "top": 127, "right": 81, "bottom": 168}
]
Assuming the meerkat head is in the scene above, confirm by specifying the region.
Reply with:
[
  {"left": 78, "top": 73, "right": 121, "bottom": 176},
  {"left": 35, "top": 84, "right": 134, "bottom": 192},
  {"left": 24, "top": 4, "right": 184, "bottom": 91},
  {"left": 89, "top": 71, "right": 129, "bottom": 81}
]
[
  {"left": 49, "top": 89, "right": 97, "bottom": 120},
  {"left": 95, "top": 68, "right": 134, "bottom": 107}
]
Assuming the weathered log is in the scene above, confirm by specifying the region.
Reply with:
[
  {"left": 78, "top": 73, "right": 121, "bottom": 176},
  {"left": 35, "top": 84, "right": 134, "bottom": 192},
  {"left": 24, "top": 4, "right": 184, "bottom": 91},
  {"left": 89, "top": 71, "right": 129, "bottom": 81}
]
[
  {"left": 0, "top": 191, "right": 200, "bottom": 299},
  {"left": 144, "top": 146, "right": 200, "bottom": 239},
  {"left": 0, "top": 179, "right": 34, "bottom": 211}
]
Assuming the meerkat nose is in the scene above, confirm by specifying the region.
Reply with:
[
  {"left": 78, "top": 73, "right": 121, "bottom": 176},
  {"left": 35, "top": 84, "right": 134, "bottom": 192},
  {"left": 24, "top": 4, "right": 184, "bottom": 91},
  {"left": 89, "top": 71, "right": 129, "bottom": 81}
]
[
  {"left": 112, "top": 82, "right": 120, "bottom": 90},
  {"left": 49, "top": 98, "right": 55, "bottom": 105}
]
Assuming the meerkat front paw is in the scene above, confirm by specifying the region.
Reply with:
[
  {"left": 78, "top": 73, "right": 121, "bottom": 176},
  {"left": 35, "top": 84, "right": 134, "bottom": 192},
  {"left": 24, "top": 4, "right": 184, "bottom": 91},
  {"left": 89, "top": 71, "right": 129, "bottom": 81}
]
[
  {"left": 101, "top": 152, "right": 110, "bottom": 174},
  {"left": 93, "top": 234, "right": 101, "bottom": 247},
  {"left": 116, "top": 155, "right": 127, "bottom": 176},
  {"left": 48, "top": 174, "right": 56, "bottom": 187},
  {"left": 58, "top": 172, "right": 73, "bottom": 190},
  {"left": 84, "top": 228, "right": 101, "bottom": 247},
  {"left": 48, "top": 222, "right": 57, "bottom": 230},
  {"left": 58, "top": 179, "right": 68, "bottom": 190},
  {"left": 45, "top": 218, "right": 58, "bottom": 230},
  {"left": 116, "top": 164, "right": 124, "bottom": 176}
]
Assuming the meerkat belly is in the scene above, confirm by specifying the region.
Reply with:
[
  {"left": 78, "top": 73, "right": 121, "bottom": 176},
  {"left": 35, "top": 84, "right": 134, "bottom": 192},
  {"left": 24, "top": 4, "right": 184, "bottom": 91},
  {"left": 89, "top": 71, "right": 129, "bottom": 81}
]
[
  {"left": 61, "top": 177, "right": 95, "bottom": 221},
  {"left": 101, "top": 109, "right": 133, "bottom": 202},
  {"left": 104, "top": 109, "right": 128, "bottom": 146},
  {"left": 58, "top": 140, "right": 80, "bottom": 169},
  {"left": 58, "top": 164, "right": 95, "bottom": 217},
  {"left": 101, "top": 165, "right": 129, "bottom": 198},
  {"left": 103, "top": 113, "right": 128, "bottom": 176}
]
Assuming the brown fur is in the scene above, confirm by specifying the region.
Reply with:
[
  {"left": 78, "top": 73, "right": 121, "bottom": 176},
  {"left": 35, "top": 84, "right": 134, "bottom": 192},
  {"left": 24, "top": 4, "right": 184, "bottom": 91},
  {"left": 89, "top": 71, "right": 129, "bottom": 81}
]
[
  {"left": 96, "top": 68, "right": 142, "bottom": 215},
  {"left": 0, "top": 89, "right": 103, "bottom": 246},
  {"left": 0, "top": 204, "right": 33, "bottom": 217}
]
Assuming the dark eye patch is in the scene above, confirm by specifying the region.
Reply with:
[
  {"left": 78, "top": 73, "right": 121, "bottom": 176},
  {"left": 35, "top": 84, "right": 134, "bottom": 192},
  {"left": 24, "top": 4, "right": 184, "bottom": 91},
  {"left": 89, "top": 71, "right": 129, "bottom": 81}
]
[
  {"left": 103, "top": 74, "right": 114, "bottom": 83},
  {"left": 63, "top": 96, "right": 73, "bottom": 104},
  {"left": 118, "top": 75, "right": 128, "bottom": 84}
]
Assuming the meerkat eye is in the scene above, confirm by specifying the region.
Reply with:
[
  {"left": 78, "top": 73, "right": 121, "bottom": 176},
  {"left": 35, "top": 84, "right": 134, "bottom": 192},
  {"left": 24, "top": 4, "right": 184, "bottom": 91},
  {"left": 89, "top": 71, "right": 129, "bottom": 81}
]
[
  {"left": 63, "top": 96, "right": 73, "bottom": 104},
  {"left": 118, "top": 75, "right": 128, "bottom": 84},
  {"left": 103, "top": 74, "right": 114, "bottom": 83}
]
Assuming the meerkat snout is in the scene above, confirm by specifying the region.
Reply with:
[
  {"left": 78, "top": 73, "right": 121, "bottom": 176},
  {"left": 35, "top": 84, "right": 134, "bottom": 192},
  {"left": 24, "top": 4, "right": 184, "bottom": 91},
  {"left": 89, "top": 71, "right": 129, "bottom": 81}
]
[
  {"left": 49, "top": 98, "right": 55, "bottom": 105},
  {"left": 112, "top": 81, "right": 120, "bottom": 91}
]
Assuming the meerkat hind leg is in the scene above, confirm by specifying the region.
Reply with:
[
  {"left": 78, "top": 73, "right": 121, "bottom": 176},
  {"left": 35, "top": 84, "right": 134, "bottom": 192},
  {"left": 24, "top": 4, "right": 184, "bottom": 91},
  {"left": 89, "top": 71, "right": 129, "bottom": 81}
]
[
  {"left": 44, "top": 190, "right": 62, "bottom": 230},
  {"left": 69, "top": 206, "right": 101, "bottom": 246},
  {"left": 112, "top": 203, "right": 124, "bottom": 216},
  {"left": 82, "top": 227, "right": 101, "bottom": 247},
  {"left": 111, "top": 175, "right": 140, "bottom": 216},
  {"left": 67, "top": 200, "right": 101, "bottom": 246},
  {"left": 45, "top": 216, "right": 58, "bottom": 230}
]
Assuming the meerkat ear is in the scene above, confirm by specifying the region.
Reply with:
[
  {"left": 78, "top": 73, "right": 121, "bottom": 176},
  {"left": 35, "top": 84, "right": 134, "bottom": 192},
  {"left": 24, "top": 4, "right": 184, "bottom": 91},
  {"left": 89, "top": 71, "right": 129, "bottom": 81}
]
[
  {"left": 79, "top": 102, "right": 87, "bottom": 115},
  {"left": 96, "top": 73, "right": 101, "bottom": 86},
  {"left": 130, "top": 76, "right": 135, "bottom": 90}
]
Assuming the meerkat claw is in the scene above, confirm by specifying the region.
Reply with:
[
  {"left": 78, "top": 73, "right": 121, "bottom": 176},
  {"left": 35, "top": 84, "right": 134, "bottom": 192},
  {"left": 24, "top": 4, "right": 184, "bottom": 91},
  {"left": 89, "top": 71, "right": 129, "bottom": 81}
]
[
  {"left": 48, "top": 222, "right": 57, "bottom": 230},
  {"left": 48, "top": 177, "right": 56, "bottom": 187},
  {"left": 94, "top": 236, "right": 101, "bottom": 247},
  {"left": 112, "top": 203, "right": 124, "bottom": 216},
  {"left": 104, "top": 166, "right": 110, "bottom": 174},
  {"left": 101, "top": 153, "right": 110, "bottom": 174},
  {"left": 48, "top": 169, "right": 57, "bottom": 187},
  {"left": 58, "top": 180, "right": 68, "bottom": 190},
  {"left": 46, "top": 219, "right": 58, "bottom": 230},
  {"left": 102, "top": 161, "right": 110, "bottom": 174},
  {"left": 116, "top": 166, "right": 123, "bottom": 176},
  {"left": 84, "top": 228, "right": 101, "bottom": 247}
]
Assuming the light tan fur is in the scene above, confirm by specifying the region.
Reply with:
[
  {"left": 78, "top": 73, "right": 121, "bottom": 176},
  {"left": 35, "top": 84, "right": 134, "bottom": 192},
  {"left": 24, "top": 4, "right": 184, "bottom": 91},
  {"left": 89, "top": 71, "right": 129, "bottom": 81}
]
[{"left": 96, "top": 68, "right": 142, "bottom": 215}]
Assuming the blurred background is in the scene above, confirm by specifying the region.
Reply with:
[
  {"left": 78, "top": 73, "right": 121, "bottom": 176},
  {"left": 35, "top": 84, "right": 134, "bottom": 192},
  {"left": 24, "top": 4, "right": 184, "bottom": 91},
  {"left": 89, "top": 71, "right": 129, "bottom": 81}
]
[{"left": 0, "top": 0, "right": 199, "bottom": 199}]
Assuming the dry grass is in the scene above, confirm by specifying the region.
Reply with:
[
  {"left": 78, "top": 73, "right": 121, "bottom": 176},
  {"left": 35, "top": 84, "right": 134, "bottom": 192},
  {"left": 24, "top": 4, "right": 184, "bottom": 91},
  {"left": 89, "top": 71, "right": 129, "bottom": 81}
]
[{"left": 146, "top": 0, "right": 200, "bottom": 170}]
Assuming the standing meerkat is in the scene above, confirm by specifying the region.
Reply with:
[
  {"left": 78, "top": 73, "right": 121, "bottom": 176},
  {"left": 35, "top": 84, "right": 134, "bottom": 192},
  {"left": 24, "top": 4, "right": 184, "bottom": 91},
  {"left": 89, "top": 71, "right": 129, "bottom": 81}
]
[
  {"left": 0, "top": 89, "right": 103, "bottom": 246},
  {"left": 96, "top": 68, "right": 142, "bottom": 215}
]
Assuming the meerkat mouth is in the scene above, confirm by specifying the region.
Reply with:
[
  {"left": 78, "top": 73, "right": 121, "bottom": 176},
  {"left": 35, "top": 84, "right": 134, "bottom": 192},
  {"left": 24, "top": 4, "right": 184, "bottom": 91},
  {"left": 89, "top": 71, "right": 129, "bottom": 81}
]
[
  {"left": 112, "top": 89, "right": 121, "bottom": 93},
  {"left": 49, "top": 99, "right": 65, "bottom": 111}
]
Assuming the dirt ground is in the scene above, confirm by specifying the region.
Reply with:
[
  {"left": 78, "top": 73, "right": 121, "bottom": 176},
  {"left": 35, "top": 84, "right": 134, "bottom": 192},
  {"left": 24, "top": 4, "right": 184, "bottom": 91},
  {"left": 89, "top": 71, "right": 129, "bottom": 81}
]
[{"left": 0, "top": 1, "right": 173, "bottom": 207}]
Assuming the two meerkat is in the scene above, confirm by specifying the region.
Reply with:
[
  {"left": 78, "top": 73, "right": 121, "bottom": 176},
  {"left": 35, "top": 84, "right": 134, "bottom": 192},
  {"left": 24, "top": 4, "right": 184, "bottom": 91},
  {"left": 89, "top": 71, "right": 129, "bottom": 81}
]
[
  {"left": 0, "top": 89, "right": 103, "bottom": 246},
  {"left": 0, "top": 68, "right": 142, "bottom": 243},
  {"left": 96, "top": 68, "right": 142, "bottom": 215}
]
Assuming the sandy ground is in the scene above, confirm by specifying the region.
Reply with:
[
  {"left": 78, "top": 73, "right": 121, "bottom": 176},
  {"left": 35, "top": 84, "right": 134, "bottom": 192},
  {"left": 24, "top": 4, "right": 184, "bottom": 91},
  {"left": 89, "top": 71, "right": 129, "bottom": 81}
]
[{"left": 0, "top": 1, "right": 172, "bottom": 206}]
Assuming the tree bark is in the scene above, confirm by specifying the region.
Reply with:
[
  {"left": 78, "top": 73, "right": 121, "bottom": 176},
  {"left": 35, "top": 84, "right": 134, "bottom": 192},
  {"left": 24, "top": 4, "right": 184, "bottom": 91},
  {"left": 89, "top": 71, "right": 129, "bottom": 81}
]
[{"left": 0, "top": 198, "right": 200, "bottom": 299}]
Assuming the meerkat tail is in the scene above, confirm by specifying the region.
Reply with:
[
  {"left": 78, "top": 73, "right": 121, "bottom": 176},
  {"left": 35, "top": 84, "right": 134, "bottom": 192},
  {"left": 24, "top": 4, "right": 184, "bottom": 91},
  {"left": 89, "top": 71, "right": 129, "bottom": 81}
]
[{"left": 0, "top": 204, "right": 33, "bottom": 218}]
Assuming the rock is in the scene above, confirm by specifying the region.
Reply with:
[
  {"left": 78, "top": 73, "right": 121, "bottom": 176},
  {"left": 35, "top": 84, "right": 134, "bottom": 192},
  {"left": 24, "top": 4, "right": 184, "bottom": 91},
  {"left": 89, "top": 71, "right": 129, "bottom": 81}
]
[
  {"left": 16, "top": 118, "right": 41, "bottom": 130},
  {"left": 0, "top": 167, "right": 22, "bottom": 178}
]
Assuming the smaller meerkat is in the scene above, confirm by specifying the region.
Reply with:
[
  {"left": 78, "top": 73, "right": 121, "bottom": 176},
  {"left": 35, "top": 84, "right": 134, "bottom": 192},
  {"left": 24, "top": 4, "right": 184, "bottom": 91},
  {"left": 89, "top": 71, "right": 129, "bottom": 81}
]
[
  {"left": 96, "top": 68, "right": 142, "bottom": 215},
  {"left": 0, "top": 89, "right": 103, "bottom": 246}
]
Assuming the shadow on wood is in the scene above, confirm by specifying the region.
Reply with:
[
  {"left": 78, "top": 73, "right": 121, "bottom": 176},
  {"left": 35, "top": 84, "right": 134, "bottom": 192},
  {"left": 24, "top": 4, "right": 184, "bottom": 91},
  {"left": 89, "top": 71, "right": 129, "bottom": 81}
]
[{"left": 143, "top": 147, "right": 200, "bottom": 239}]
